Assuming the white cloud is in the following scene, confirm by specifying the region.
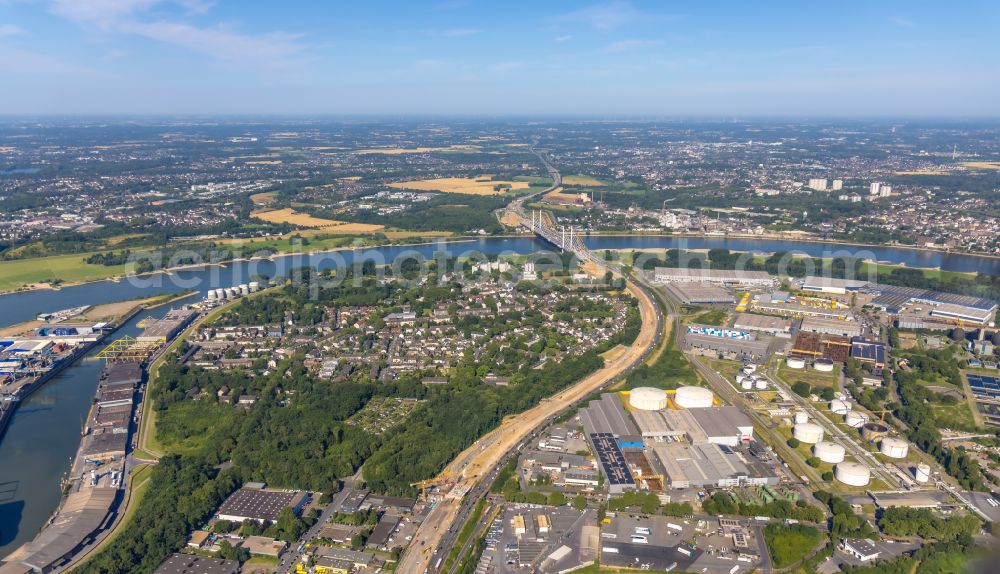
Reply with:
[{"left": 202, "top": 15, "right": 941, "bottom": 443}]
[
  {"left": 889, "top": 16, "right": 914, "bottom": 28},
  {"left": 555, "top": 1, "right": 641, "bottom": 31},
  {"left": 603, "top": 39, "right": 661, "bottom": 54},
  {"left": 553, "top": 34, "right": 573, "bottom": 43},
  {"left": 0, "top": 23, "right": 26, "bottom": 38},
  {"left": 48, "top": 0, "right": 305, "bottom": 67}
]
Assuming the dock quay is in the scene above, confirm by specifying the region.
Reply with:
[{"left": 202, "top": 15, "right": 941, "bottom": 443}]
[{"left": 0, "top": 305, "right": 203, "bottom": 574}]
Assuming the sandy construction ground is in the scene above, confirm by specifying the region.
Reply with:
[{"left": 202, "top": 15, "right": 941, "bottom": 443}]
[
  {"left": 251, "top": 208, "right": 384, "bottom": 233},
  {"left": 562, "top": 174, "right": 606, "bottom": 186},
  {"left": 961, "top": 161, "right": 1000, "bottom": 170},
  {"left": 543, "top": 186, "right": 585, "bottom": 204},
  {"left": 249, "top": 192, "right": 277, "bottom": 205},
  {"left": 389, "top": 177, "right": 531, "bottom": 196},
  {"left": 895, "top": 170, "right": 951, "bottom": 175}
]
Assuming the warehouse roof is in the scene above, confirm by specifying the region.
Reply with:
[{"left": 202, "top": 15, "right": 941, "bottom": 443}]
[{"left": 154, "top": 554, "right": 239, "bottom": 574}]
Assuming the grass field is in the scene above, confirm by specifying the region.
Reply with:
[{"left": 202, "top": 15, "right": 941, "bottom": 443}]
[
  {"left": 764, "top": 523, "right": 824, "bottom": 569},
  {"left": 353, "top": 145, "right": 482, "bottom": 154},
  {"left": 562, "top": 174, "right": 606, "bottom": 186},
  {"left": 778, "top": 362, "right": 840, "bottom": 390},
  {"left": 251, "top": 208, "right": 384, "bottom": 233},
  {"left": 0, "top": 252, "right": 135, "bottom": 293},
  {"left": 388, "top": 176, "right": 531, "bottom": 196}
]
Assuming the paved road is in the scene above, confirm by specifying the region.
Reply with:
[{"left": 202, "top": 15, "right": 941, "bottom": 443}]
[{"left": 401, "top": 148, "right": 664, "bottom": 574}]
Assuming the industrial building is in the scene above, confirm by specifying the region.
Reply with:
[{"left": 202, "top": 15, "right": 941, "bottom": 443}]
[
  {"left": 589, "top": 432, "right": 636, "bottom": 493},
  {"left": 732, "top": 313, "right": 793, "bottom": 337},
  {"left": 800, "top": 316, "right": 863, "bottom": 338},
  {"left": 579, "top": 393, "right": 639, "bottom": 437},
  {"left": 688, "top": 406, "right": 754, "bottom": 446},
  {"left": 663, "top": 281, "right": 735, "bottom": 305},
  {"left": 800, "top": 276, "right": 870, "bottom": 295},
  {"left": 684, "top": 332, "right": 772, "bottom": 361},
  {"left": 652, "top": 267, "right": 776, "bottom": 287},
  {"left": 216, "top": 485, "right": 308, "bottom": 523},
  {"left": 752, "top": 292, "right": 853, "bottom": 320},
  {"left": 137, "top": 308, "right": 199, "bottom": 342},
  {"left": 651, "top": 442, "right": 778, "bottom": 489},
  {"left": 850, "top": 338, "right": 887, "bottom": 368},
  {"left": 869, "top": 286, "right": 997, "bottom": 326},
  {"left": 154, "top": 554, "right": 239, "bottom": 574}
]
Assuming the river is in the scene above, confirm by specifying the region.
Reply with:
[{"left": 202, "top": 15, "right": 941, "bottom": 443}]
[{"left": 0, "top": 235, "right": 997, "bottom": 557}]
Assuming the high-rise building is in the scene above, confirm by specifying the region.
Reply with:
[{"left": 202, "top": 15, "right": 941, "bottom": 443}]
[
  {"left": 878, "top": 185, "right": 892, "bottom": 197},
  {"left": 831, "top": 179, "right": 843, "bottom": 190},
  {"left": 808, "top": 178, "right": 828, "bottom": 191},
  {"left": 869, "top": 182, "right": 882, "bottom": 195}
]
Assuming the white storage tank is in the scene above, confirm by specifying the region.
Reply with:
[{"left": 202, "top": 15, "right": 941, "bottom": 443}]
[
  {"left": 206, "top": 290, "right": 218, "bottom": 301},
  {"left": 674, "top": 386, "right": 714, "bottom": 409},
  {"left": 814, "top": 358, "right": 835, "bottom": 372},
  {"left": 755, "top": 379, "right": 768, "bottom": 390},
  {"left": 786, "top": 357, "right": 806, "bottom": 369},
  {"left": 880, "top": 437, "right": 909, "bottom": 459},
  {"left": 835, "top": 462, "right": 871, "bottom": 487},
  {"left": 794, "top": 411, "right": 809, "bottom": 424},
  {"left": 743, "top": 364, "right": 757, "bottom": 374},
  {"left": 844, "top": 411, "right": 869, "bottom": 428},
  {"left": 793, "top": 422, "right": 824, "bottom": 444},
  {"left": 740, "top": 378, "right": 753, "bottom": 391},
  {"left": 830, "top": 400, "right": 852, "bottom": 415},
  {"left": 629, "top": 387, "right": 668, "bottom": 411},
  {"left": 248, "top": 281, "right": 260, "bottom": 292},
  {"left": 914, "top": 463, "right": 931, "bottom": 483},
  {"left": 813, "top": 441, "right": 846, "bottom": 464},
  {"left": 239, "top": 284, "right": 250, "bottom": 295}
]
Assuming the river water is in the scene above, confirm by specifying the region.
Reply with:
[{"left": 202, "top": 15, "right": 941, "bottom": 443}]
[{"left": 0, "top": 235, "right": 997, "bottom": 557}]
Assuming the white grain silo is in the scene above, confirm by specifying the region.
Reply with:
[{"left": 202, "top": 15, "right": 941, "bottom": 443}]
[
  {"left": 674, "top": 386, "right": 714, "bottom": 409},
  {"left": 248, "top": 281, "right": 260, "bottom": 292},
  {"left": 629, "top": 387, "right": 668, "bottom": 411},
  {"left": 793, "top": 422, "right": 824, "bottom": 444},
  {"left": 206, "top": 290, "right": 218, "bottom": 301},
  {"left": 830, "top": 400, "right": 852, "bottom": 415},
  {"left": 239, "top": 283, "right": 250, "bottom": 295},
  {"left": 786, "top": 357, "right": 806, "bottom": 369},
  {"left": 794, "top": 411, "right": 809, "bottom": 424},
  {"left": 844, "top": 411, "right": 869, "bottom": 428},
  {"left": 914, "top": 463, "right": 931, "bottom": 483},
  {"left": 835, "top": 462, "right": 871, "bottom": 487},
  {"left": 227, "top": 287, "right": 240, "bottom": 299},
  {"left": 880, "top": 437, "right": 909, "bottom": 459},
  {"left": 813, "top": 441, "right": 846, "bottom": 464}
]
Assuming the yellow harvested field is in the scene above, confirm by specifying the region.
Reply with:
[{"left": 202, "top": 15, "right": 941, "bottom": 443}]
[
  {"left": 388, "top": 177, "right": 530, "bottom": 196},
  {"left": 543, "top": 186, "right": 584, "bottom": 204},
  {"left": 250, "top": 192, "right": 277, "bottom": 205},
  {"left": 499, "top": 211, "right": 521, "bottom": 227},
  {"left": 961, "top": 161, "right": 1000, "bottom": 170},
  {"left": 251, "top": 208, "right": 383, "bottom": 233},
  {"left": 353, "top": 145, "right": 481, "bottom": 155},
  {"left": 562, "top": 174, "right": 605, "bottom": 186}
]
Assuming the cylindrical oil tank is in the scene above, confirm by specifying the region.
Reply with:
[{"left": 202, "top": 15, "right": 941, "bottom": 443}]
[
  {"left": 814, "top": 441, "right": 846, "bottom": 464},
  {"left": 227, "top": 287, "right": 240, "bottom": 298},
  {"left": 206, "top": 290, "right": 218, "bottom": 300},
  {"left": 786, "top": 357, "right": 806, "bottom": 369},
  {"left": 814, "top": 358, "right": 835, "bottom": 372},
  {"left": 239, "top": 284, "right": 250, "bottom": 295},
  {"left": 835, "top": 462, "right": 871, "bottom": 487},
  {"left": 915, "top": 463, "right": 931, "bottom": 483},
  {"left": 793, "top": 422, "right": 824, "bottom": 444},
  {"left": 880, "top": 437, "right": 909, "bottom": 458},
  {"left": 845, "top": 411, "right": 869, "bottom": 428},
  {"left": 794, "top": 411, "right": 809, "bottom": 424},
  {"left": 830, "top": 400, "right": 852, "bottom": 415},
  {"left": 629, "top": 387, "right": 668, "bottom": 411},
  {"left": 248, "top": 281, "right": 260, "bottom": 292},
  {"left": 861, "top": 422, "right": 889, "bottom": 441},
  {"left": 740, "top": 379, "right": 753, "bottom": 390},
  {"left": 755, "top": 379, "right": 768, "bottom": 390},
  {"left": 674, "top": 386, "right": 714, "bottom": 409}
]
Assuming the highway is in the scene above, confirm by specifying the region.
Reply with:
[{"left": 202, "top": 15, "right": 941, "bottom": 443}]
[{"left": 399, "top": 147, "right": 664, "bottom": 574}]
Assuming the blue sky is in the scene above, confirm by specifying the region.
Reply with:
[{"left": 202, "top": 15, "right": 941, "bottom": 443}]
[{"left": 1, "top": 0, "right": 998, "bottom": 116}]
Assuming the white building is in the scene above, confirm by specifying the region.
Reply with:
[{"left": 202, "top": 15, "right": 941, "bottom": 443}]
[
  {"left": 841, "top": 539, "right": 880, "bottom": 562},
  {"left": 808, "top": 178, "right": 828, "bottom": 191},
  {"left": 831, "top": 179, "right": 843, "bottom": 191}
]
